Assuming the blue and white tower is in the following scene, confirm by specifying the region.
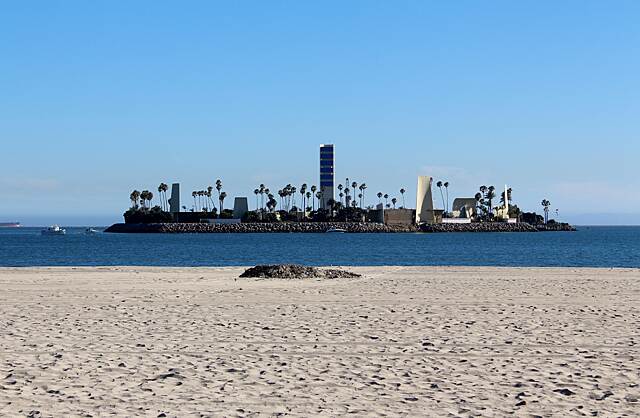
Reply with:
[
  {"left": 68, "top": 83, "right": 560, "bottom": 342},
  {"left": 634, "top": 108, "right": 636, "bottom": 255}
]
[{"left": 319, "top": 144, "right": 335, "bottom": 209}]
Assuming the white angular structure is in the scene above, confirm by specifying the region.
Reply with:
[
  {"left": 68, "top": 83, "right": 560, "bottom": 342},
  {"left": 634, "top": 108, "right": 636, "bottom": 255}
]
[{"left": 416, "top": 176, "right": 436, "bottom": 224}]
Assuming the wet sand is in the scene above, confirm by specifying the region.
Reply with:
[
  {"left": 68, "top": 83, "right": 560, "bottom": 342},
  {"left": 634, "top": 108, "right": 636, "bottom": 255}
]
[{"left": 1, "top": 266, "right": 638, "bottom": 416}]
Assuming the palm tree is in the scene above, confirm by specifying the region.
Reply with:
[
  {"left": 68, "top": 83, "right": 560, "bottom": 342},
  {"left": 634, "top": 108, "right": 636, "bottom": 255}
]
[
  {"left": 339, "top": 192, "right": 344, "bottom": 207},
  {"left": 266, "top": 194, "right": 277, "bottom": 212},
  {"left": 157, "top": 184, "right": 163, "bottom": 211},
  {"left": 259, "top": 184, "right": 265, "bottom": 210},
  {"left": 391, "top": 197, "right": 397, "bottom": 209},
  {"left": 310, "top": 185, "right": 317, "bottom": 211},
  {"left": 192, "top": 191, "right": 197, "bottom": 211},
  {"left": 337, "top": 184, "right": 344, "bottom": 205},
  {"left": 475, "top": 192, "right": 483, "bottom": 219},
  {"left": 215, "top": 179, "right": 223, "bottom": 207},
  {"left": 219, "top": 191, "right": 227, "bottom": 211},
  {"left": 399, "top": 188, "right": 406, "bottom": 209},
  {"left": 157, "top": 183, "right": 168, "bottom": 211},
  {"left": 377, "top": 192, "right": 383, "bottom": 204},
  {"left": 300, "top": 184, "right": 307, "bottom": 214},
  {"left": 436, "top": 181, "right": 445, "bottom": 210},
  {"left": 486, "top": 186, "right": 496, "bottom": 217},
  {"left": 254, "top": 188, "right": 260, "bottom": 211},
  {"left": 443, "top": 182, "right": 449, "bottom": 213},
  {"left": 130, "top": 190, "right": 141, "bottom": 209},
  {"left": 162, "top": 183, "right": 169, "bottom": 210},
  {"left": 277, "top": 189, "right": 284, "bottom": 209},
  {"left": 197, "top": 190, "right": 203, "bottom": 212},
  {"left": 500, "top": 187, "right": 513, "bottom": 206},
  {"left": 305, "top": 191, "right": 312, "bottom": 211},
  {"left": 290, "top": 186, "right": 297, "bottom": 210},
  {"left": 479, "top": 186, "right": 488, "bottom": 217},
  {"left": 541, "top": 199, "right": 551, "bottom": 224},
  {"left": 384, "top": 193, "right": 389, "bottom": 206},
  {"left": 140, "top": 190, "right": 152, "bottom": 208},
  {"left": 360, "top": 183, "right": 367, "bottom": 208},
  {"left": 351, "top": 182, "right": 358, "bottom": 207}
]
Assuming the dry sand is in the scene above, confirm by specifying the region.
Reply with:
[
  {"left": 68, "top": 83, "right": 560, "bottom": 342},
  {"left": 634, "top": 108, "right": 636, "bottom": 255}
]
[{"left": 0, "top": 266, "right": 639, "bottom": 417}]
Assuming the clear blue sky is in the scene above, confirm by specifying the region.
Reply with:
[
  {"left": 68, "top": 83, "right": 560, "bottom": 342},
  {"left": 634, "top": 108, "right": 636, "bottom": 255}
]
[{"left": 1, "top": 1, "right": 639, "bottom": 225}]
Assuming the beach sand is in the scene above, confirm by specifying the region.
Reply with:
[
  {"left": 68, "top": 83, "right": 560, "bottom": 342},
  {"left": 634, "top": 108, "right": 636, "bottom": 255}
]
[{"left": 1, "top": 266, "right": 638, "bottom": 416}]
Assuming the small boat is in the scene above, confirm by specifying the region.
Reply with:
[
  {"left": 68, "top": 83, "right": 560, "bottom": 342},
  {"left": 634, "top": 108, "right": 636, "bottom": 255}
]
[
  {"left": 0, "top": 222, "right": 21, "bottom": 228},
  {"left": 326, "top": 227, "right": 347, "bottom": 233},
  {"left": 85, "top": 228, "right": 98, "bottom": 234},
  {"left": 41, "top": 225, "right": 66, "bottom": 235}
]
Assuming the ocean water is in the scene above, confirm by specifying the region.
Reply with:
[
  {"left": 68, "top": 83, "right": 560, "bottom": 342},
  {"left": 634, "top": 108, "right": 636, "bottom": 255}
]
[{"left": 0, "top": 226, "right": 638, "bottom": 268}]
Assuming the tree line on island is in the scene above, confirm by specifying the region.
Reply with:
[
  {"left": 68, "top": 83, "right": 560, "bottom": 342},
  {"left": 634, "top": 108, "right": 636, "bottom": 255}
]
[{"left": 124, "top": 179, "right": 557, "bottom": 226}]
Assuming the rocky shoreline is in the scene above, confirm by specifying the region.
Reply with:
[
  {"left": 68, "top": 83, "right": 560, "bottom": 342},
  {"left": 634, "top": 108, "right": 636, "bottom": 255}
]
[
  {"left": 104, "top": 222, "right": 418, "bottom": 233},
  {"left": 105, "top": 222, "right": 575, "bottom": 233},
  {"left": 421, "top": 223, "right": 575, "bottom": 232}
]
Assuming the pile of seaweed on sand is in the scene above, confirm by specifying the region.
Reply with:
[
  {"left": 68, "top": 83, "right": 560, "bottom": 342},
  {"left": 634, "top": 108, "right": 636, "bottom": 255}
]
[{"left": 239, "top": 264, "right": 361, "bottom": 279}]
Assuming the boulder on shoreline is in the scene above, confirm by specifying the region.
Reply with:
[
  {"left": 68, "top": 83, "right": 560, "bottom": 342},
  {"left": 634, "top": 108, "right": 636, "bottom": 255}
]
[{"left": 239, "top": 264, "right": 361, "bottom": 279}]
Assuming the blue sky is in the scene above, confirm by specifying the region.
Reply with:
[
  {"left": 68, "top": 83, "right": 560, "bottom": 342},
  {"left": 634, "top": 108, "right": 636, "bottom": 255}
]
[{"left": 1, "top": 1, "right": 639, "bottom": 225}]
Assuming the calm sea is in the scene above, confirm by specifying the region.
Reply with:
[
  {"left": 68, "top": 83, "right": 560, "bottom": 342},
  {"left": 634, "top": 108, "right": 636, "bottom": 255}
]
[{"left": 0, "top": 226, "right": 638, "bottom": 268}]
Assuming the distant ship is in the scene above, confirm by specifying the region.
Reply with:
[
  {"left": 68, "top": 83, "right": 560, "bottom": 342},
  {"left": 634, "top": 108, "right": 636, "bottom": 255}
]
[{"left": 0, "top": 222, "right": 21, "bottom": 228}]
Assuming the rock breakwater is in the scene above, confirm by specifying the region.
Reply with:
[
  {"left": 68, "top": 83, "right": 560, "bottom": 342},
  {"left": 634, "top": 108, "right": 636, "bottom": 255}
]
[
  {"left": 104, "top": 222, "right": 418, "bottom": 233},
  {"left": 420, "top": 223, "right": 537, "bottom": 233},
  {"left": 419, "top": 222, "right": 575, "bottom": 232},
  {"left": 105, "top": 221, "right": 575, "bottom": 233}
]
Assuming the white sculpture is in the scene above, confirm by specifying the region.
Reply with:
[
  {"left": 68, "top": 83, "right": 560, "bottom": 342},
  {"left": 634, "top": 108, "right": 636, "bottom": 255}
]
[{"left": 416, "top": 176, "right": 435, "bottom": 224}]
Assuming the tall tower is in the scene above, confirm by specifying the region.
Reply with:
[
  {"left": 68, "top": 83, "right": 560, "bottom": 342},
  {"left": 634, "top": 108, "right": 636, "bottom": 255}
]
[
  {"left": 319, "top": 144, "right": 335, "bottom": 209},
  {"left": 416, "top": 176, "right": 435, "bottom": 224}
]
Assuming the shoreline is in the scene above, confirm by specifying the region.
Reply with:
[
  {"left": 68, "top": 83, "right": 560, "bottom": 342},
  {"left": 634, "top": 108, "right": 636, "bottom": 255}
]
[{"left": 104, "top": 221, "right": 575, "bottom": 233}]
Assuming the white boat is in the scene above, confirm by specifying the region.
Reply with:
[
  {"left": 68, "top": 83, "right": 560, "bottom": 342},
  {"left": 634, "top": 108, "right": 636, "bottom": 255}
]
[
  {"left": 41, "top": 225, "right": 66, "bottom": 235},
  {"left": 85, "top": 228, "right": 98, "bottom": 234},
  {"left": 326, "top": 227, "right": 347, "bottom": 233}
]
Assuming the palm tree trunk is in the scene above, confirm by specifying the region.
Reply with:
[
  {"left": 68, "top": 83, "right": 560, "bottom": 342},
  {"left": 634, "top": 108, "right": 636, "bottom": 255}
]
[{"left": 445, "top": 189, "right": 449, "bottom": 212}]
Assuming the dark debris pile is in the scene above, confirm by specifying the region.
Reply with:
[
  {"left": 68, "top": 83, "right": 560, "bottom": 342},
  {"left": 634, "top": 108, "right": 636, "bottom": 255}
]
[{"left": 239, "top": 264, "right": 361, "bottom": 279}]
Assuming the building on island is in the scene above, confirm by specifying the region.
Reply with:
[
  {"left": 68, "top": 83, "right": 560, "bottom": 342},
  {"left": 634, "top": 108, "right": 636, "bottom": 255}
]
[
  {"left": 233, "top": 197, "right": 249, "bottom": 219},
  {"left": 384, "top": 208, "right": 416, "bottom": 226},
  {"left": 169, "top": 183, "right": 180, "bottom": 213},
  {"left": 451, "top": 198, "right": 477, "bottom": 219},
  {"left": 319, "top": 144, "right": 335, "bottom": 209},
  {"left": 415, "top": 176, "right": 436, "bottom": 224}
]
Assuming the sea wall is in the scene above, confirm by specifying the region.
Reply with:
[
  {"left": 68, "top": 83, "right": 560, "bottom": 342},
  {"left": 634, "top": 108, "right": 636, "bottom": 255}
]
[
  {"left": 105, "top": 221, "right": 575, "bottom": 234},
  {"left": 419, "top": 223, "right": 537, "bottom": 233},
  {"left": 104, "top": 222, "right": 418, "bottom": 233},
  {"left": 419, "top": 222, "right": 575, "bottom": 233}
]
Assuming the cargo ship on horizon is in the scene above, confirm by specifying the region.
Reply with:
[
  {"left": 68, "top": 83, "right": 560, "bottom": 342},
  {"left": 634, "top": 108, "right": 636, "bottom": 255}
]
[{"left": 0, "top": 222, "right": 21, "bottom": 228}]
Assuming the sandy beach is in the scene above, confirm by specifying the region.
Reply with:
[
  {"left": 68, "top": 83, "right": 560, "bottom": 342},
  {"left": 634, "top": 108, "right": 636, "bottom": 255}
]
[{"left": 1, "top": 266, "right": 638, "bottom": 417}]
